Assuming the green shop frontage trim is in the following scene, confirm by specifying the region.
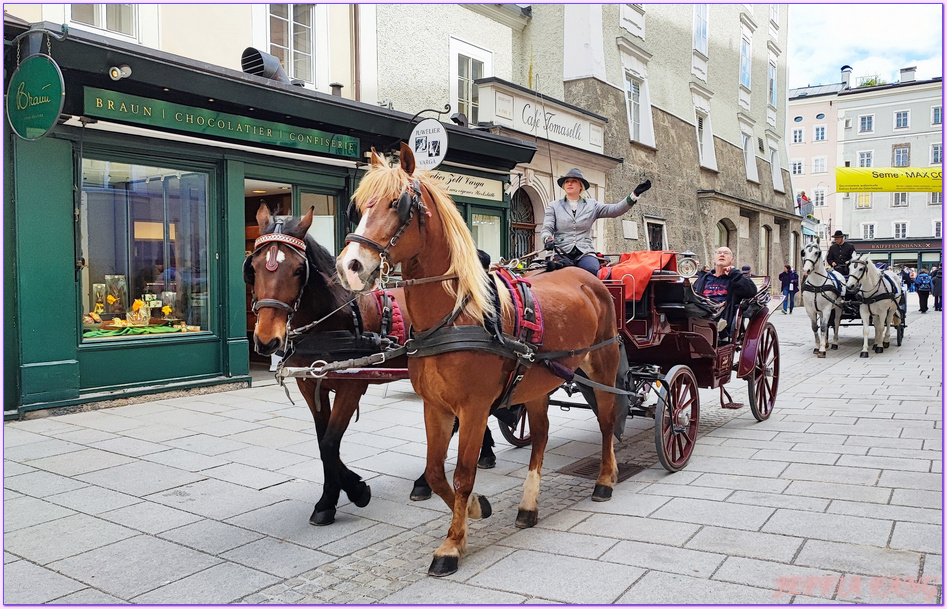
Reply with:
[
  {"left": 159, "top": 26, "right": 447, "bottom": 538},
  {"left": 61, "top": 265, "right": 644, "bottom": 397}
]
[{"left": 3, "top": 19, "right": 535, "bottom": 417}]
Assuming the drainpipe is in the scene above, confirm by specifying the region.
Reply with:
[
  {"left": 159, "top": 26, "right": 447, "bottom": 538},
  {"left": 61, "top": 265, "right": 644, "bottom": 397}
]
[{"left": 353, "top": 4, "right": 361, "bottom": 101}]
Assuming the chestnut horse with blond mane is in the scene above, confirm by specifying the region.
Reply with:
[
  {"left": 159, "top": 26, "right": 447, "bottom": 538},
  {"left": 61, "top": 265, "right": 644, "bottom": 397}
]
[{"left": 337, "top": 142, "right": 621, "bottom": 577}]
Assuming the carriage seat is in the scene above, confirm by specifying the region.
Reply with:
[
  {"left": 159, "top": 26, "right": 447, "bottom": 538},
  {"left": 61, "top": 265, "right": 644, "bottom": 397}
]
[
  {"left": 652, "top": 281, "right": 725, "bottom": 321},
  {"left": 598, "top": 251, "right": 677, "bottom": 300}
]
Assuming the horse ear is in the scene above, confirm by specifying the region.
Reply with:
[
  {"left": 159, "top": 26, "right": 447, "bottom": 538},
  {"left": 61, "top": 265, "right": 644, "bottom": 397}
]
[
  {"left": 370, "top": 147, "right": 385, "bottom": 168},
  {"left": 399, "top": 141, "right": 416, "bottom": 176},
  {"left": 298, "top": 206, "right": 314, "bottom": 234},
  {"left": 243, "top": 256, "right": 254, "bottom": 285},
  {"left": 256, "top": 203, "right": 271, "bottom": 231}
]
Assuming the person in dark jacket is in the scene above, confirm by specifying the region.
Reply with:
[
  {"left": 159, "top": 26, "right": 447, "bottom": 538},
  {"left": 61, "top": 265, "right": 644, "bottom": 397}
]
[
  {"left": 826, "top": 230, "right": 856, "bottom": 275},
  {"left": 693, "top": 246, "right": 757, "bottom": 342},
  {"left": 931, "top": 266, "right": 942, "bottom": 312},
  {"left": 778, "top": 264, "right": 799, "bottom": 314},
  {"left": 915, "top": 268, "right": 932, "bottom": 313}
]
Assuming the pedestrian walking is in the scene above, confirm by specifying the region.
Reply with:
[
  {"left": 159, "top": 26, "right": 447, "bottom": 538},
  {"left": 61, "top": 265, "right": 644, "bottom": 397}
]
[
  {"left": 915, "top": 267, "right": 932, "bottom": 313},
  {"left": 778, "top": 264, "right": 799, "bottom": 314},
  {"left": 931, "top": 266, "right": 942, "bottom": 312}
]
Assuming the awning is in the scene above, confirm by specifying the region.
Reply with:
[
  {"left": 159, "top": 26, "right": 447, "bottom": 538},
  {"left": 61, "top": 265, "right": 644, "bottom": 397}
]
[
  {"left": 802, "top": 227, "right": 817, "bottom": 236},
  {"left": 835, "top": 167, "right": 942, "bottom": 193}
]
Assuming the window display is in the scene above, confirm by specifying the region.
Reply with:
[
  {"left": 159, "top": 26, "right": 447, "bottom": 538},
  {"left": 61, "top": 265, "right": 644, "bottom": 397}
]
[{"left": 78, "top": 158, "right": 210, "bottom": 340}]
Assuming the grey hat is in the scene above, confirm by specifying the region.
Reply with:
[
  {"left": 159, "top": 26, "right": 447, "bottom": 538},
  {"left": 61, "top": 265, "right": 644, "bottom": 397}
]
[{"left": 557, "top": 168, "right": 590, "bottom": 190}]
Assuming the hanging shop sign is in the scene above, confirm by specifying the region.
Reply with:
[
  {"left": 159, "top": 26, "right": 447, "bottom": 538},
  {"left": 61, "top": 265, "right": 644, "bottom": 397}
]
[
  {"left": 428, "top": 170, "right": 503, "bottom": 201},
  {"left": 409, "top": 118, "right": 448, "bottom": 170},
  {"left": 835, "top": 167, "right": 942, "bottom": 193},
  {"left": 6, "top": 54, "right": 66, "bottom": 141},
  {"left": 83, "top": 87, "right": 360, "bottom": 159}
]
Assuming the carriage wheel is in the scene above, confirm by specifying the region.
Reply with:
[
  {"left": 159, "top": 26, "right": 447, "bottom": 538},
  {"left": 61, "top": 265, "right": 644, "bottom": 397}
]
[
  {"left": 897, "top": 293, "right": 906, "bottom": 346},
  {"left": 497, "top": 405, "right": 531, "bottom": 448},
  {"left": 654, "top": 365, "right": 700, "bottom": 472},
  {"left": 747, "top": 322, "right": 779, "bottom": 422}
]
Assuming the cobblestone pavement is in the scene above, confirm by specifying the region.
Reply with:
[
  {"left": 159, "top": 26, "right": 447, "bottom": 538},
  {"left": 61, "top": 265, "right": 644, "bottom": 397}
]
[{"left": 4, "top": 293, "right": 943, "bottom": 604}]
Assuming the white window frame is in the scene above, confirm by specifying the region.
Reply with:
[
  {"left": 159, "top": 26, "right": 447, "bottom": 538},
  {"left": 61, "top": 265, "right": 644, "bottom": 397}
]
[
  {"left": 625, "top": 72, "right": 642, "bottom": 142},
  {"left": 894, "top": 109, "right": 910, "bottom": 130},
  {"left": 791, "top": 159, "right": 803, "bottom": 175},
  {"left": 693, "top": 4, "right": 709, "bottom": 56},
  {"left": 893, "top": 222, "right": 908, "bottom": 239},
  {"left": 449, "top": 37, "right": 493, "bottom": 127},
  {"left": 769, "top": 147, "right": 784, "bottom": 192},
  {"left": 65, "top": 4, "right": 157, "bottom": 45},
  {"left": 739, "top": 33, "right": 752, "bottom": 89},
  {"left": 792, "top": 128, "right": 803, "bottom": 144},
  {"left": 934, "top": 220, "right": 942, "bottom": 238},
  {"left": 858, "top": 114, "right": 874, "bottom": 134},
  {"left": 813, "top": 188, "right": 826, "bottom": 207},
  {"left": 932, "top": 143, "right": 943, "bottom": 164},
  {"left": 813, "top": 125, "right": 826, "bottom": 142},
  {"left": 618, "top": 40, "right": 657, "bottom": 148},
  {"left": 892, "top": 192, "right": 908, "bottom": 207},
  {"left": 932, "top": 106, "right": 942, "bottom": 126},
  {"left": 813, "top": 156, "right": 827, "bottom": 174},
  {"left": 770, "top": 4, "right": 779, "bottom": 25},
  {"left": 267, "top": 4, "right": 316, "bottom": 86},
  {"left": 861, "top": 223, "right": 875, "bottom": 239},
  {"left": 252, "top": 5, "right": 327, "bottom": 91},
  {"left": 644, "top": 218, "right": 669, "bottom": 251},
  {"left": 858, "top": 150, "right": 873, "bottom": 167},
  {"left": 741, "top": 130, "right": 759, "bottom": 183},
  {"left": 767, "top": 60, "right": 777, "bottom": 108},
  {"left": 931, "top": 192, "right": 943, "bottom": 206},
  {"left": 893, "top": 147, "right": 909, "bottom": 167},
  {"left": 856, "top": 193, "right": 872, "bottom": 209}
]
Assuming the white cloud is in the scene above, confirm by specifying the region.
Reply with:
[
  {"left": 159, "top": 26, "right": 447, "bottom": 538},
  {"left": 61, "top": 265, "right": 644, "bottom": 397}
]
[{"left": 788, "top": 3, "right": 943, "bottom": 89}]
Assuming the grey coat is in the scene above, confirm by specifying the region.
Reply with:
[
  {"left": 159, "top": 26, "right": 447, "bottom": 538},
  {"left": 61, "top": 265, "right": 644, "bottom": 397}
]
[{"left": 540, "top": 195, "right": 636, "bottom": 254}]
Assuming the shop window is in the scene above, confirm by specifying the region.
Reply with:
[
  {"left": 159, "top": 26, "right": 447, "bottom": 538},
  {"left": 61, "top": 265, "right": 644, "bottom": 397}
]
[
  {"left": 70, "top": 4, "right": 136, "bottom": 37},
  {"left": 471, "top": 211, "right": 502, "bottom": 263},
  {"left": 79, "top": 159, "right": 210, "bottom": 341},
  {"left": 269, "top": 4, "right": 315, "bottom": 84}
]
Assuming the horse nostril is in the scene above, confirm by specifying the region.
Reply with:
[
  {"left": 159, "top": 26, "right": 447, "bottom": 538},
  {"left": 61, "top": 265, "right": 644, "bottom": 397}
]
[
  {"left": 254, "top": 335, "right": 281, "bottom": 356},
  {"left": 348, "top": 259, "right": 363, "bottom": 275}
]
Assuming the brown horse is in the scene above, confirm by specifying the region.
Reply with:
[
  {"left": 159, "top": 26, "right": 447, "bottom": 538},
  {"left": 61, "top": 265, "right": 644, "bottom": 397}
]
[
  {"left": 337, "top": 143, "right": 621, "bottom": 577},
  {"left": 245, "top": 204, "right": 497, "bottom": 525}
]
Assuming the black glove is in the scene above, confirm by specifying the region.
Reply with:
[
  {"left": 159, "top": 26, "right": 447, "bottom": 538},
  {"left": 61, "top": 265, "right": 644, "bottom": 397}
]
[
  {"left": 633, "top": 179, "right": 652, "bottom": 197},
  {"left": 544, "top": 238, "right": 555, "bottom": 251}
]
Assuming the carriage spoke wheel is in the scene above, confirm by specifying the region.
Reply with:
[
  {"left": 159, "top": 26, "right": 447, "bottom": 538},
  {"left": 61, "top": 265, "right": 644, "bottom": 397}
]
[
  {"left": 497, "top": 404, "right": 531, "bottom": 448},
  {"left": 896, "top": 293, "right": 906, "bottom": 346},
  {"left": 747, "top": 322, "right": 779, "bottom": 422},
  {"left": 654, "top": 365, "right": 700, "bottom": 472}
]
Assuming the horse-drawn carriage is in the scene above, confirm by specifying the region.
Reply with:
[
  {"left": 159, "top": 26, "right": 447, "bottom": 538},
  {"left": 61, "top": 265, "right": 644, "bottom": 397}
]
[{"left": 246, "top": 142, "right": 780, "bottom": 576}]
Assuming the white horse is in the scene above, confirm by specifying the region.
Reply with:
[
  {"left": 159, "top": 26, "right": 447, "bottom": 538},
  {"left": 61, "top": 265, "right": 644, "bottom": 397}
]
[
  {"left": 799, "top": 242, "right": 846, "bottom": 358},
  {"left": 846, "top": 253, "right": 903, "bottom": 358}
]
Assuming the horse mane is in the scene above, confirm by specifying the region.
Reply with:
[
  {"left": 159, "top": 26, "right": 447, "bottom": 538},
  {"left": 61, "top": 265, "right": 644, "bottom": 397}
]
[
  {"left": 352, "top": 158, "right": 495, "bottom": 324},
  {"left": 259, "top": 214, "right": 349, "bottom": 300}
]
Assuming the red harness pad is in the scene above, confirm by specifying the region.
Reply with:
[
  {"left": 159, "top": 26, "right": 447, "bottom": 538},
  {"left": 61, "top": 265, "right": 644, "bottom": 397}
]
[
  {"left": 598, "top": 250, "right": 677, "bottom": 301},
  {"left": 373, "top": 291, "right": 406, "bottom": 345},
  {"left": 495, "top": 268, "right": 544, "bottom": 345}
]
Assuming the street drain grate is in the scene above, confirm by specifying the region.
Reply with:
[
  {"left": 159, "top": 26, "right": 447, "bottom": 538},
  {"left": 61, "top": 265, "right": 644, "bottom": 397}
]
[{"left": 557, "top": 457, "right": 644, "bottom": 482}]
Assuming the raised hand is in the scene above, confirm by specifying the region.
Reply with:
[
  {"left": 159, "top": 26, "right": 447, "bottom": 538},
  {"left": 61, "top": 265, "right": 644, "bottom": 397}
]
[{"left": 633, "top": 179, "right": 652, "bottom": 197}]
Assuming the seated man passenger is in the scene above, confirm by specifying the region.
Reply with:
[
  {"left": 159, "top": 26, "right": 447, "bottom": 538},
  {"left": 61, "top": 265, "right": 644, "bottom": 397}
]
[{"left": 693, "top": 247, "right": 757, "bottom": 341}]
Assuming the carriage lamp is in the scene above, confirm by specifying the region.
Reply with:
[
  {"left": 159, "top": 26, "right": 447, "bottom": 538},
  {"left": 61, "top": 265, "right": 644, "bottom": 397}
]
[{"left": 678, "top": 251, "right": 699, "bottom": 278}]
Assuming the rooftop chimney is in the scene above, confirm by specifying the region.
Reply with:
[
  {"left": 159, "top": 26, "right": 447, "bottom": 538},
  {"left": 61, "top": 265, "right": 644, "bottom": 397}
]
[
  {"left": 900, "top": 66, "right": 916, "bottom": 83},
  {"left": 841, "top": 65, "right": 853, "bottom": 89}
]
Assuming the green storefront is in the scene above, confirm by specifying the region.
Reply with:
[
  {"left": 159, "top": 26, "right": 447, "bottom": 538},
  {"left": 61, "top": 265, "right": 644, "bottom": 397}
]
[{"left": 3, "top": 19, "right": 535, "bottom": 418}]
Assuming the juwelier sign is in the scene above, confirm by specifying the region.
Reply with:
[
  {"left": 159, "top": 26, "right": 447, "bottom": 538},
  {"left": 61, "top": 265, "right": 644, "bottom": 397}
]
[
  {"left": 6, "top": 54, "right": 66, "bottom": 141},
  {"left": 83, "top": 87, "right": 360, "bottom": 159}
]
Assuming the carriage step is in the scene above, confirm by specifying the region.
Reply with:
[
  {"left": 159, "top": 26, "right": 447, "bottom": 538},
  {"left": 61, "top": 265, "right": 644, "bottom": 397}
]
[{"left": 720, "top": 402, "right": 744, "bottom": 409}]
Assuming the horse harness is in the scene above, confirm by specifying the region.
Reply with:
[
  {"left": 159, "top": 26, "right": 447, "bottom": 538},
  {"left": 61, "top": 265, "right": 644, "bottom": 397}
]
[
  {"left": 848, "top": 263, "right": 901, "bottom": 306},
  {"left": 244, "top": 219, "right": 310, "bottom": 323}
]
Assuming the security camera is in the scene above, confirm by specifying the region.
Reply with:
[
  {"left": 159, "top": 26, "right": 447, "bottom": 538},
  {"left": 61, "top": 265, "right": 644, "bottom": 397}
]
[{"left": 108, "top": 65, "right": 132, "bottom": 81}]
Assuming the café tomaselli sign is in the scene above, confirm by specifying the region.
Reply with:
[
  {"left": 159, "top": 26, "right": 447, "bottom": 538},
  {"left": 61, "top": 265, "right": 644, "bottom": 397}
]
[
  {"left": 476, "top": 77, "right": 606, "bottom": 155},
  {"left": 83, "top": 87, "right": 360, "bottom": 158}
]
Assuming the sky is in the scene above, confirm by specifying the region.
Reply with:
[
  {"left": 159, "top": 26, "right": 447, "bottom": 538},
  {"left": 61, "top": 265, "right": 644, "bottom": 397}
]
[{"left": 787, "top": 3, "right": 944, "bottom": 90}]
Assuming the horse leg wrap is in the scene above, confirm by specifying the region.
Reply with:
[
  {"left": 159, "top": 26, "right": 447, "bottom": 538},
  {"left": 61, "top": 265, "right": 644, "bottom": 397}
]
[
  {"left": 428, "top": 555, "right": 459, "bottom": 577},
  {"left": 592, "top": 484, "right": 613, "bottom": 502},
  {"left": 515, "top": 509, "right": 538, "bottom": 528}
]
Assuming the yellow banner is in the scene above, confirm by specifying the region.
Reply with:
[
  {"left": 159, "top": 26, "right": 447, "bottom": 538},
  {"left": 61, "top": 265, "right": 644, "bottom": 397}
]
[{"left": 835, "top": 167, "right": 942, "bottom": 192}]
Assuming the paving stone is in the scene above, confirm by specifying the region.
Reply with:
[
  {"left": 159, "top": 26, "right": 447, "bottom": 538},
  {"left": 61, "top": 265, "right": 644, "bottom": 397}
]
[
  {"left": 3, "top": 460, "right": 35, "bottom": 477},
  {"left": 468, "top": 549, "right": 639, "bottom": 603},
  {"left": 90, "top": 436, "right": 169, "bottom": 457},
  {"left": 498, "top": 527, "right": 618, "bottom": 560},
  {"left": 571, "top": 513, "right": 700, "bottom": 546},
  {"left": 569, "top": 488, "right": 672, "bottom": 517},
  {"left": 677, "top": 455, "right": 790, "bottom": 478},
  {"left": 221, "top": 537, "right": 335, "bottom": 578},
  {"left": 142, "top": 447, "right": 230, "bottom": 472},
  {"left": 158, "top": 518, "right": 264, "bottom": 554},
  {"left": 132, "top": 561, "right": 280, "bottom": 604},
  {"left": 201, "top": 462, "right": 293, "bottom": 490},
  {"left": 835, "top": 574, "right": 941, "bottom": 604},
  {"left": 49, "top": 534, "right": 220, "bottom": 599},
  {"left": 836, "top": 454, "right": 933, "bottom": 472},
  {"left": 600, "top": 539, "right": 724, "bottom": 577},
  {"left": 762, "top": 509, "right": 893, "bottom": 547},
  {"left": 784, "top": 480, "right": 891, "bottom": 503},
  {"left": 3, "top": 495, "right": 76, "bottom": 532},
  {"left": 828, "top": 499, "right": 941, "bottom": 525},
  {"left": 224, "top": 499, "right": 376, "bottom": 550},
  {"left": 24, "top": 447, "right": 136, "bottom": 477},
  {"left": 889, "top": 522, "right": 943, "bottom": 554},
  {"left": 3, "top": 438, "right": 84, "bottom": 464},
  {"left": 4, "top": 513, "right": 137, "bottom": 565},
  {"left": 44, "top": 484, "right": 141, "bottom": 515},
  {"left": 52, "top": 587, "right": 126, "bottom": 604},
  {"left": 145, "top": 477, "right": 284, "bottom": 520},
  {"left": 922, "top": 553, "right": 942, "bottom": 582},
  {"left": 685, "top": 526, "right": 803, "bottom": 562},
  {"left": 164, "top": 433, "right": 253, "bottom": 456},
  {"left": 75, "top": 461, "right": 205, "bottom": 496},
  {"left": 319, "top": 522, "right": 408, "bottom": 556},
  {"left": 878, "top": 470, "right": 943, "bottom": 491},
  {"left": 637, "top": 482, "right": 733, "bottom": 501},
  {"left": 615, "top": 570, "right": 785, "bottom": 604},
  {"left": 650, "top": 497, "right": 774, "bottom": 531},
  {"left": 690, "top": 472, "right": 790, "bottom": 493},
  {"left": 726, "top": 490, "right": 829, "bottom": 512},
  {"left": 795, "top": 539, "right": 922, "bottom": 579},
  {"left": 2, "top": 559, "right": 85, "bottom": 603},
  {"left": 98, "top": 500, "right": 203, "bottom": 534},
  {"left": 383, "top": 576, "right": 527, "bottom": 604},
  {"left": 712, "top": 556, "right": 840, "bottom": 598}
]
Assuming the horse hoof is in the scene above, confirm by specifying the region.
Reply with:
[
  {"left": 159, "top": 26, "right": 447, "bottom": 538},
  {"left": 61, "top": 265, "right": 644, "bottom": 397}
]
[
  {"left": 410, "top": 481, "right": 432, "bottom": 502},
  {"left": 883, "top": 342, "right": 890, "bottom": 349},
  {"left": 817, "top": 352, "right": 826, "bottom": 359},
  {"left": 812, "top": 348, "right": 820, "bottom": 354},
  {"left": 515, "top": 509, "right": 538, "bottom": 528},
  {"left": 477, "top": 454, "right": 496, "bottom": 469},
  {"left": 310, "top": 507, "right": 336, "bottom": 526},
  {"left": 874, "top": 346, "right": 884, "bottom": 354},
  {"left": 476, "top": 495, "right": 492, "bottom": 519},
  {"left": 860, "top": 352, "right": 869, "bottom": 358},
  {"left": 348, "top": 483, "right": 371, "bottom": 508},
  {"left": 830, "top": 344, "right": 838, "bottom": 350},
  {"left": 428, "top": 555, "right": 458, "bottom": 577},
  {"left": 592, "top": 484, "right": 613, "bottom": 502}
]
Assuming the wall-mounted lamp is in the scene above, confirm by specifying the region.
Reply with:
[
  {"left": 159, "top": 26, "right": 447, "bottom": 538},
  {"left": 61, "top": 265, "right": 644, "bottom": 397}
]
[{"left": 108, "top": 65, "right": 132, "bottom": 81}]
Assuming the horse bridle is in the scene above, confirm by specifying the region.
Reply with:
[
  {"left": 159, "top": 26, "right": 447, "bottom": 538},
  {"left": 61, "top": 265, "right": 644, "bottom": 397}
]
[
  {"left": 248, "top": 219, "right": 310, "bottom": 319},
  {"left": 344, "top": 180, "right": 427, "bottom": 279}
]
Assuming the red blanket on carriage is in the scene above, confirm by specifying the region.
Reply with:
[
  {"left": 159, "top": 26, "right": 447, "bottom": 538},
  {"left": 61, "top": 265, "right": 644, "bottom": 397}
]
[{"left": 597, "top": 251, "right": 677, "bottom": 301}]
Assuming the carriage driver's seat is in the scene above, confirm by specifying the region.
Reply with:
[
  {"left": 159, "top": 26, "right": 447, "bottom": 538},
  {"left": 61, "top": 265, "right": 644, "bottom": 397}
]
[{"left": 652, "top": 280, "right": 726, "bottom": 322}]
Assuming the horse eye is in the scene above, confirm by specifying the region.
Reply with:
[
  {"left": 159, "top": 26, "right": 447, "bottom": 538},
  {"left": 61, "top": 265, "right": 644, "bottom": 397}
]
[{"left": 293, "top": 266, "right": 305, "bottom": 277}]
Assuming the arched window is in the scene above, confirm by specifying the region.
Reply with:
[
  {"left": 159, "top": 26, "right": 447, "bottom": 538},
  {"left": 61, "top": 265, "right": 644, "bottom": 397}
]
[
  {"left": 760, "top": 226, "right": 771, "bottom": 277},
  {"left": 510, "top": 188, "right": 536, "bottom": 258},
  {"left": 715, "top": 221, "right": 731, "bottom": 248}
]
